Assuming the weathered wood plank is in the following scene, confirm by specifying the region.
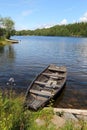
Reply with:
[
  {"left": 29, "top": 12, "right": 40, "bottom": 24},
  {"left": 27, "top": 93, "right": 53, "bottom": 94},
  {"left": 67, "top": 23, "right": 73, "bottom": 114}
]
[
  {"left": 42, "top": 72, "right": 65, "bottom": 78},
  {"left": 35, "top": 81, "right": 47, "bottom": 85},
  {"left": 53, "top": 108, "right": 87, "bottom": 116},
  {"left": 48, "top": 66, "right": 66, "bottom": 72},
  {"left": 30, "top": 89, "right": 53, "bottom": 96}
]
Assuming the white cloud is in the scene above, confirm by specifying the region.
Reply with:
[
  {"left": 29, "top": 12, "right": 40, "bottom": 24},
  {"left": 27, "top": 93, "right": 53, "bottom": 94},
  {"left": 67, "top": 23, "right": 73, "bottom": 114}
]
[
  {"left": 37, "top": 19, "right": 68, "bottom": 29},
  {"left": 59, "top": 19, "right": 68, "bottom": 25},
  {"left": 22, "top": 10, "right": 32, "bottom": 16},
  {"left": 40, "top": 24, "right": 55, "bottom": 29},
  {"left": 79, "top": 12, "right": 87, "bottom": 22}
]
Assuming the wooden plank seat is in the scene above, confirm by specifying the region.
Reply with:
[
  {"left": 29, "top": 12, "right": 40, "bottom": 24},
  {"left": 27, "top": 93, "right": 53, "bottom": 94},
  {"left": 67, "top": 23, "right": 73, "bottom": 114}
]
[
  {"left": 30, "top": 89, "right": 54, "bottom": 96},
  {"left": 42, "top": 72, "right": 65, "bottom": 78},
  {"left": 48, "top": 66, "right": 66, "bottom": 72},
  {"left": 35, "top": 80, "right": 57, "bottom": 86},
  {"left": 35, "top": 80, "right": 60, "bottom": 89},
  {"left": 50, "top": 76, "right": 63, "bottom": 79},
  {"left": 35, "top": 81, "right": 47, "bottom": 86}
]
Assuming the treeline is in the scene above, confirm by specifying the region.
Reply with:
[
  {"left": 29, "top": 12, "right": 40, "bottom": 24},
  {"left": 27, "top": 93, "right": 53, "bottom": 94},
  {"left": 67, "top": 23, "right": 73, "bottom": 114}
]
[{"left": 16, "top": 22, "right": 87, "bottom": 37}]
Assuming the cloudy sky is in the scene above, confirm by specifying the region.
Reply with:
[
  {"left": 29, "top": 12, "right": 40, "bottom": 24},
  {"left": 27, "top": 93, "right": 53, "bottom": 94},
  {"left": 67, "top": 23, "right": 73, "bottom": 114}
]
[{"left": 0, "top": 0, "right": 87, "bottom": 30}]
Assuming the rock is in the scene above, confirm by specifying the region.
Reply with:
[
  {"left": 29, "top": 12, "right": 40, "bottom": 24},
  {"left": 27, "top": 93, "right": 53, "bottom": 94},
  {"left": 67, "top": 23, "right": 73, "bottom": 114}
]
[
  {"left": 76, "top": 115, "right": 87, "bottom": 121},
  {"left": 51, "top": 115, "right": 65, "bottom": 128},
  {"left": 63, "top": 112, "right": 78, "bottom": 122},
  {"left": 35, "top": 118, "right": 45, "bottom": 126}
]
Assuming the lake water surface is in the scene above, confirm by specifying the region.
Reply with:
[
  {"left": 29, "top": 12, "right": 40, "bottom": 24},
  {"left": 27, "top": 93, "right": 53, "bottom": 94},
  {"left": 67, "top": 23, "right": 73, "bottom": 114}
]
[{"left": 0, "top": 36, "right": 87, "bottom": 109}]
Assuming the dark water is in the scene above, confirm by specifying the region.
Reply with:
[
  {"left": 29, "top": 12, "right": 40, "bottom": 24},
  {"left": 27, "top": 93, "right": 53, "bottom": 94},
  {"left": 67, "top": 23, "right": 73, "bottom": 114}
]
[{"left": 0, "top": 36, "right": 87, "bottom": 109}]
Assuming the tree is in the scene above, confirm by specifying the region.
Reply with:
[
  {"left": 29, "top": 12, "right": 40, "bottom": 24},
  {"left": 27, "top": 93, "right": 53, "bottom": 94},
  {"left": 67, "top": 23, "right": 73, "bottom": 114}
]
[
  {"left": 0, "top": 17, "right": 15, "bottom": 39},
  {"left": 0, "top": 28, "right": 6, "bottom": 39}
]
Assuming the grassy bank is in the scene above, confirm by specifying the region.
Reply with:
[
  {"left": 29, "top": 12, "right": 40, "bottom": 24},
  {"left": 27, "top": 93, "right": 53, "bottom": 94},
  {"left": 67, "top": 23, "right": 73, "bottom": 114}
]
[
  {"left": 0, "top": 38, "right": 18, "bottom": 45},
  {"left": 0, "top": 91, "right": 87, "bottom": 130},
  {"left": 0, "top": 38, "right": 11, "bottom": 45}
]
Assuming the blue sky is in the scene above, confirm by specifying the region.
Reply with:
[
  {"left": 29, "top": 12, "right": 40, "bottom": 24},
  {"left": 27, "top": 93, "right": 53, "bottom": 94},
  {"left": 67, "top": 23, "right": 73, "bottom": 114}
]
[{"left": 0, "top": 0, "right": 87, "bottom": 30}]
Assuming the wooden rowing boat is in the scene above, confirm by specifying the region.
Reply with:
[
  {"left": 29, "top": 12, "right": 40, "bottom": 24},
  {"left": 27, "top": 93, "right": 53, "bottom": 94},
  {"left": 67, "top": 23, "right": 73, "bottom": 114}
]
[
  {"left": 25, "top": 64, "right": 67, "bottom": 110},
  {"left": 6, "top": 39, "right": 19, "bottom": 43}
]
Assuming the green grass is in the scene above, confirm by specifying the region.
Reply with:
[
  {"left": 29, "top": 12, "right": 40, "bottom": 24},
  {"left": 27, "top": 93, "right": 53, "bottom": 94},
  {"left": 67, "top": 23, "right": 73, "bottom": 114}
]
[
  {"left": 60, "top": 120, "right": 87, "bottom": 130},
  {"left": 0, "top": 38, "right": 12, "bottom": 45},
  {"left": 0, "top": 92, "right": 30, "bottom": 130},
  {"left": 0, "top": 38, "right": 5, "bottom": 45},
  {"left": 0, "top": 91, "right": 87, "bottom": 130}
]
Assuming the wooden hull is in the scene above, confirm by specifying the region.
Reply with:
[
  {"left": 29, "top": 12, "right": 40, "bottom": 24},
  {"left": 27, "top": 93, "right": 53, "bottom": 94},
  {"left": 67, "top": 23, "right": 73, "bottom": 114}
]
[
  {"left": 6, "top": 39, "right": 19, "bottom": 43},
  {"left": 25, "top": 64, "right": 67, "bottom": 111}
]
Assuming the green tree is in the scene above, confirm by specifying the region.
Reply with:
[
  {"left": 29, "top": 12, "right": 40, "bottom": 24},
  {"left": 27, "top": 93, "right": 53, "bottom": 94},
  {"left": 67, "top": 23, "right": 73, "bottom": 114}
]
[
  {"left": 0, "top": 17, "right": 15, "bottom": 39},
  {"left": 0, "top": 28, "right": 6, "bottom": 39}
]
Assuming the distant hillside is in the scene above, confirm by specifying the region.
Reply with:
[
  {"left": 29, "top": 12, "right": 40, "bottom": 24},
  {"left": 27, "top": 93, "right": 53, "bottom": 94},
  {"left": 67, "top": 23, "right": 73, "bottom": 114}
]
[{"left": 15, "top": 22, "right": 87, "bottom": 37}]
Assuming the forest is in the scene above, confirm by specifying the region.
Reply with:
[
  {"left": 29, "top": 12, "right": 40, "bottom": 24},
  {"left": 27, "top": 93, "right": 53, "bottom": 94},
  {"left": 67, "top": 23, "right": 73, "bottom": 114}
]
[
  {"left": 0, "top": 20, "right": 87, "bottom": 38},
  {"left": 15, "top": 22, "right": 87, "bottom": 37}
]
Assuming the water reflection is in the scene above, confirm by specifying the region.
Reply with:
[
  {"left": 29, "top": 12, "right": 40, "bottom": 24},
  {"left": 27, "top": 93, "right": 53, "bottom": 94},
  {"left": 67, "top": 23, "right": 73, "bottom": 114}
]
[
  {"left": 0, "top": 45, "right": 16, "bottom": 86},
  {"left": 0, "top": 46, "right": 4, "bottom": 53},
  {"left": 0, "top": 45, "right": 15, "bottom": 63}
]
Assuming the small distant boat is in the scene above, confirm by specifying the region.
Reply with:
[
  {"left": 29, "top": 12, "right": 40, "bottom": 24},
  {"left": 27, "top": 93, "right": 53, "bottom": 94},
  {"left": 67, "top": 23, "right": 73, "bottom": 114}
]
[
  {"left": 25, "top": 64, "right": 67, "bottom": 110},
  {"left": 6, "top": 39, "right": 19, "bottom": 43}
]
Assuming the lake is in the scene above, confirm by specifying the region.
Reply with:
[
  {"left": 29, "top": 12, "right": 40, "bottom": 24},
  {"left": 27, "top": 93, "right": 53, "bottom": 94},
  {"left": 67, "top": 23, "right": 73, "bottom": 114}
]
[{"left": 0, "top": 36, "right": 87, "bottom": 109}]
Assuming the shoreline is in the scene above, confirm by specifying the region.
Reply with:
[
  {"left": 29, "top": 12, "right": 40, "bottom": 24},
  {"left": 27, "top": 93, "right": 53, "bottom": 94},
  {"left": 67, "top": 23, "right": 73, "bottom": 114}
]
[
  {"left": 0, "top": 38, "right": 19, "bottom": 45},
  {"left": 5, "top": 38, "right": 19, "bottom": 43}
]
